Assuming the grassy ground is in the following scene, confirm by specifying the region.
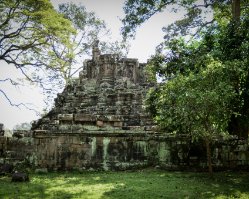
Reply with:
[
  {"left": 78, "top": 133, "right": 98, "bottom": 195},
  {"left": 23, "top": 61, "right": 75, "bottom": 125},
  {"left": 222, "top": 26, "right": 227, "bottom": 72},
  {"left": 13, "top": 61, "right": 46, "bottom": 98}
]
[{"left": 0, "top": 169, "right": 248, "bottom": 199}]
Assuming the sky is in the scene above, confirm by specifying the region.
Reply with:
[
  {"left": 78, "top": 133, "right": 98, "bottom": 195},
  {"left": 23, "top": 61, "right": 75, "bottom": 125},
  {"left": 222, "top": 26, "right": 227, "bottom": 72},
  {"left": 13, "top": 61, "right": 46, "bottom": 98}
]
[{"left": 0, "top": 0, "right": 182, "bottom": 129}]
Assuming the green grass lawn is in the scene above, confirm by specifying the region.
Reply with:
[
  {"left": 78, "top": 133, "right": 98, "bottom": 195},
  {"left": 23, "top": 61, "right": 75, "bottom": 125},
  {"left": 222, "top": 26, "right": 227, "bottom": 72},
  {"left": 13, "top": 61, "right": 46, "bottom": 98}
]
[{"left": 0, "top": 169, "right": 248, "bottom": 199}]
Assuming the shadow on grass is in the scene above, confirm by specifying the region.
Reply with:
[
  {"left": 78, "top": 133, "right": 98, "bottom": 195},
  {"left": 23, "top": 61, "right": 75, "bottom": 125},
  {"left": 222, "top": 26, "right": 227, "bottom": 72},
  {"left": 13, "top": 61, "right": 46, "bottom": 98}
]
[
  {"left": 0, "top": 170, "right": 248, "bottom": 199},
  {"left": 0, "top": 172, "right": 116, "bottom": 199},
  {"left": 102, "top": 171, "right": 249, "bottom": 199}
]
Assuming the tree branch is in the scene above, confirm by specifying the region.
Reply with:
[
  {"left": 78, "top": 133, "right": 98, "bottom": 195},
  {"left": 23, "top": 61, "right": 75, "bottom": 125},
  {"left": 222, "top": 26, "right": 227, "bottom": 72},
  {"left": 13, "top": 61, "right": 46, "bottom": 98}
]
[
  {"left": 0, "top": 89, "right": 40, "bottom": 115},
  {"left": 0, "top": 16, "right": 30, "bottom": 45},
  {"left": 0, "top": 0, "right": 21, "bottom": 29},
  {"left": 0, "top": 78, "right": 19, "bottom": 86}
]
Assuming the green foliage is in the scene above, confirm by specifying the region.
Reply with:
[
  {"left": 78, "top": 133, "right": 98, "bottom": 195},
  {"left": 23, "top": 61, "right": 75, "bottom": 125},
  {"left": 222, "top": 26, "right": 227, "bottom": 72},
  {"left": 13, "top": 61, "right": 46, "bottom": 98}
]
[
  {"left": 0, "top": 0, "right": 75, "bottom": 68},
  {"left": 122, "top": 0, "right": 175, "bottom": 39},
  {"left": 0, "top": 0, "right": 76, "bottom": 109},
  {"left": 147, "top": 38, "right": 205, "bottom": 80},
  {"left": 145, "top": 3, "right": 249, "bottom": 172},
  {"left": 147, "top": 60, "right": 240, "bottom": 139},
  {"left": 122, "top": 0, "right": 237, "bottom": 40},
  {"left": 1, "top": 170, "right": 249, "bottom": 198},
  {"left": 0, "top": 1, "right": 128, "bottom": 109},
  {"left": 57, "top": 3, "right": 129, "bottom": 83},
  {"left": 122, "top": 0, "right": 249, "bottom": 48},
  {"left": 54, "top": 2, "right": 108, "bottom": 83},
  {"left": 147, "top": 10, "right": 249, "bottom": 135}
]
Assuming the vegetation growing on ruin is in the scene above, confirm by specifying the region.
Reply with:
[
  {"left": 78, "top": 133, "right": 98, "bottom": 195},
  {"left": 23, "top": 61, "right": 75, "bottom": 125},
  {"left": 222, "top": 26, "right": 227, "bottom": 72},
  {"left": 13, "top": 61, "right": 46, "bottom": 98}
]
[{"left": 123, "top": 0, "right": 249, "bottom": 174}]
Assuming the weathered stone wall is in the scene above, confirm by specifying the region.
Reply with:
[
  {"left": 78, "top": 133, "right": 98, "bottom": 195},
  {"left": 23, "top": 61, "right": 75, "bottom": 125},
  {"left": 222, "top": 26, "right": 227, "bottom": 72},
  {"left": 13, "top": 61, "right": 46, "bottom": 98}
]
[
  {"left": 32, "top": 131, "right": 249, "bottom": 171},
  {"left": 1, "top": 132, "right": 249, "bottom": 171},
  {"left": 0, "top": 136, "right": 34, "bottom": 166},
  {"left": 33, "top": 131, "right": 150, "bottom": 170},
  {"left": 153, "top": 136, "right": 249, "bottom": 171}
]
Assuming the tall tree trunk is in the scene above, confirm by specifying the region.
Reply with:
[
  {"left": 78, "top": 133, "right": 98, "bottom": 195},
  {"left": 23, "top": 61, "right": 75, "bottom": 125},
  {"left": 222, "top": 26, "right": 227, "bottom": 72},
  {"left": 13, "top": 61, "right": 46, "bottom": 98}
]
[
  {"left": 205, "top": 138, "right": 213, "bottom": 175},
  {"left": 232, "top": 0, "right": 241, "bottom": 20}
]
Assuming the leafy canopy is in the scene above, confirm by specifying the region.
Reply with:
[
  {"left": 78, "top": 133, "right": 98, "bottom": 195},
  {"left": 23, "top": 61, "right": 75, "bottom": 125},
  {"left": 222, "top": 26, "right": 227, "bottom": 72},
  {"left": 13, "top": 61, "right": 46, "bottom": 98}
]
[
  {"left": 56, "top": 3, "right": 129, "bottom": 84},
  {"left": 147, "top": 4, "right": 249, "bottom": 135},
  {"left": 0, "top": 0, "right": 75, "bottom": 69},
  {"left": 121, "top": 0, "right": 248, "bottom": 42},
  {"left": 0, "top": 0, "right": 75, "bottom": 109},
  {"left": 147, "top": 60, "right": 240, "bottom": 138},
  {"left": 124, "top": 0, "right": 249, "bottom": 173}
]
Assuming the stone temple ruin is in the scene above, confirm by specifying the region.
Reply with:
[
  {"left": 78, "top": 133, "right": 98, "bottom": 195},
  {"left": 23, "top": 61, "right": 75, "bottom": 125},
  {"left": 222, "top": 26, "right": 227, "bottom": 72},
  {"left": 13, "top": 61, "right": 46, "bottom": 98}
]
[
  {"left": 32, "top": 41, "right": 154, "bottom": 132},
  {"left": 1, "top": 42, "right": 249, "bottom": 171},
  {"left": 31, "top": 41, "right": 156, "bottom": 170}
]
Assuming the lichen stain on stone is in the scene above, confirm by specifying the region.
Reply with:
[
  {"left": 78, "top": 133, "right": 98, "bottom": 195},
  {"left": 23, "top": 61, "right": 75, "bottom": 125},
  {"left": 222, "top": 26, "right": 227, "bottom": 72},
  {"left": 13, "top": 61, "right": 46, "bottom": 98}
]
[
  {"left": 103, "top": 137, "right": 110, "bottom": 170},
  {"left": 158, "top": 142, "right": 171, "bottom": 163},
  {"left": 91, "top": 137, "right": 97, "bottom": 157}
]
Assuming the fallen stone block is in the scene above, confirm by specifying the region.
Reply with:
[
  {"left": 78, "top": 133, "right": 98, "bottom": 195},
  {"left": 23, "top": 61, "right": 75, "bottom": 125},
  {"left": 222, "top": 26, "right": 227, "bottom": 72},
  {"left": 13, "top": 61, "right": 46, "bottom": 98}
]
[
  {"left": 0, "top": 163, "right": 13, "bottom": 175},
  {"left": 11, "top": 172, "right": 29, "bottom": 182}
]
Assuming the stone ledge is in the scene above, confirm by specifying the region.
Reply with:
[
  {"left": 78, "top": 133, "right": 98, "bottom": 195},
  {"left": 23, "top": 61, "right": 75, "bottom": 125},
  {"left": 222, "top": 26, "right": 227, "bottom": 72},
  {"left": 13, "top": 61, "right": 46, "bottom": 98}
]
[{"left": 33, "top": 130, "right": 160, "bottom": 138}]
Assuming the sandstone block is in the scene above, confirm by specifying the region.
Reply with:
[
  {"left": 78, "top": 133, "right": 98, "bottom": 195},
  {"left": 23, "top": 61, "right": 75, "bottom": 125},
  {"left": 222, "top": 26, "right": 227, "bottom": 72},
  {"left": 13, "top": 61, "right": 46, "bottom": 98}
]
[
  {"left": 58, "top": 114, "right": 74, "bottom": 121},
  {"left": 75, "top": 114, "right": 95, "bottom": 122},
  {"left": 11, "top": 172, "right": 29, "bottom": 182},
  {"left": 96, "top": 121, "right": 104, "bottom": 127},
  {"left": 113, "top": 121, "right": 123, "bottom": 127}
]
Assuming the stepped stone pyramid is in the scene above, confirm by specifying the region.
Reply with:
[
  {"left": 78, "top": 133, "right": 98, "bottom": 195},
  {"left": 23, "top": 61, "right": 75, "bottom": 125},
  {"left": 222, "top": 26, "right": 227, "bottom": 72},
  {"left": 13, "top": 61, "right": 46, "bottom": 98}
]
[
  {"left": 30, "top": 41, "right": 157, "bottom": 170},
  {"left": 32, "top": 41, "right": 155, "bottom": 133}
]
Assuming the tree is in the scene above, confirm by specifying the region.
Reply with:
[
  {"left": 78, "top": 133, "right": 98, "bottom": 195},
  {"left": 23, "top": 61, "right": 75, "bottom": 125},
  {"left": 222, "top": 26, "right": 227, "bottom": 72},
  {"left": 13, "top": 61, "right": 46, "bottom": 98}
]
[
  {"left": 143, "top": 0, "right": 249, "bottom": 172},
  {"left": 121, "top": 0, "right": 246, "bottom": 43},
  {"left": 13, "top": 122, "right": 31, "bottom": 130},
  {"left": 122, "top": 0, "right": 214, "bottom": 39},
  {"left": 128, "top": 0, "right": 248, "bottom": 139},
  {"left": 55, "top": 3, "right": 108, "bottom": 84},
  {"left": 55, "top": 3, "right": 129, "bottom": 84},
  {"left": 148, "top": 3, "right": 249, "bottom": 135},
  {"left": 0, "top": 1, "right": 128, "bottom": 111},
  {"left": 33, "top": 2, "right": 129, "bottom": 110},
  {"left": 0, "top": 0, "right": 75, "bottom": 108},
  {"left": 146, "top": 60, "right": 241, "bottom": 173}
]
